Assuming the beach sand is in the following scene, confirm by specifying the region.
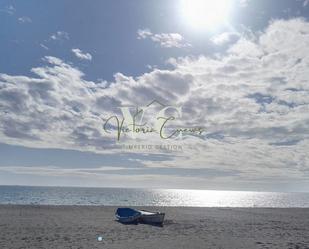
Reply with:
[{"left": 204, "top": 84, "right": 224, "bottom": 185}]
[{"left": 0, "top": 205, "right": 309, "bottom": 249}]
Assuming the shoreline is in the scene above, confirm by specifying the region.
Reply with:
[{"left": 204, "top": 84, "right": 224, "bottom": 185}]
[
  {"left": 2, "top": 204, "right": 309, "bottom": 209},
  {"left": 1, "top": 205, "right": 309, "bottom": 248}
]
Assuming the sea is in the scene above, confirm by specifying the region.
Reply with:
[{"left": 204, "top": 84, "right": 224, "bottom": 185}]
[{"left": 1, "top": 185, "right": 309, "bottom": 207}]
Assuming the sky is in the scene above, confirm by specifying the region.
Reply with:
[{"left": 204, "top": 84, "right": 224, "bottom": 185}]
[{"left": 0, "top": 0, "right": 309, "bottom": 191}]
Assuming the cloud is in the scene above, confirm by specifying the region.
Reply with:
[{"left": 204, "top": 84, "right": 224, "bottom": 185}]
[
  {"left": 0, "top": 5, "right": 15, "bottom": 15},
  {"left": 303, "top": 0, "right": 309, "bottom": 7},
  {"left": 1, "top": 18, "right": 309, "bottom": 188},
  {"left": 18, "top": 16, "right": 32, "bottom": 23},
  {"left": 50, "top": 31, "right": 69, "bottom": 41},
  {"left": 137, "top": 29, "right": 153, "bottom": 39},
  {"left": 137, "top": 29, "right": 191, "bottom": 48},
  {"left": 40, "top": 44, "right": 49, "bottom": 50},
  {"left": 211, "top": 32, "right": 240, "bottom": 45},
  {"left": 71, "top": 48, "right": 92, "bottom": 61},
  {"left": 0, "top": 165, "right": 238, "bottom": 179}
]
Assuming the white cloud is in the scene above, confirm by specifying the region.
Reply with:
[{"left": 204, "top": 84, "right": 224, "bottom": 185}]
[
  {"left": 18, "top": 16, "right": 32, "bottom": 23},
  {"left": 137, "top": 29, "right": 152, "bottom": 39},
  {"left": 40, "top": 44, "right": 49, "bottom": 50},
  {"left": 50, "top": 31, "right": 69, "bottom": 41},
  {"left": 71, "top": 48, "right": 92, "bottom": 61},
  {"left": 211, "top": 32, "right": 240, "bottom": 45},
  {"left": 137, "top": 29, "right": 191, "bottom": 48},
  {"left": 0, "top": 5, "right": 15, "bottom": 15},
  {"left": 1, "top": 18, "right": 309, "bottom": 187}
]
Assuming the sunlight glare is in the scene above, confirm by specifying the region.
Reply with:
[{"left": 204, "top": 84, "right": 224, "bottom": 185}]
[{"left": 181, "top": 0, "right": 232, "bottom": 30}]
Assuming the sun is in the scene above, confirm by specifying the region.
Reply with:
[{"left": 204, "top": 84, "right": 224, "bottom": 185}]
[{"left": 181, "top": 0, "right": 232, "bottom": 30}]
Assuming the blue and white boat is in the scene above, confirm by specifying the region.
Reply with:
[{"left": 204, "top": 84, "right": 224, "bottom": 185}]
[
  {"left": 115, "top": 208, "right": 165, "bottom": 225},
  {"left": 115, "top": 208, "right": 141, "bottom": 223}
]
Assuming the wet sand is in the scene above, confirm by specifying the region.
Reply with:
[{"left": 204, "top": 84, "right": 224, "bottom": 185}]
[{"left": 0, "top": 205, "right": 309, "bottom": 249}]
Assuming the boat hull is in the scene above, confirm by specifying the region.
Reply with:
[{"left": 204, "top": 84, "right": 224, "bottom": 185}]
[
  {"left": 116, "top": 214, "right": 140, "bottom": 223},
  {"left": 138, "top": 210, "right": 165, "bottom": 224}
]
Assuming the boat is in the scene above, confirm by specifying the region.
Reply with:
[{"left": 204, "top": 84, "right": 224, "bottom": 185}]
[
  {"left": 138, "top": 209, "right": 165, "bottom": 225},
  {"left": 115, "top": 208, "right": 165, "bottom": 225},
  {"left": 115, "top": 208, "right": 141, "bottom": 223}
]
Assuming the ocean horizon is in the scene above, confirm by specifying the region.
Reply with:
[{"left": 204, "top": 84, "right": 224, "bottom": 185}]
[{"left": 1, "top": 185, "right": 309, "bottom": 208}]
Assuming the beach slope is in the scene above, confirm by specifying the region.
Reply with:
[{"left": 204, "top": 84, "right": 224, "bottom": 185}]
[{"left": 0, "top": 205, "right": 309, "bottom": 249}]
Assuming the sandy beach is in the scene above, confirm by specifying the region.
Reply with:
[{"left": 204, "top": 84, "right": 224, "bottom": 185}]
[{"left": 0, "top": 205, "right": 309, "bottom": 249}]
